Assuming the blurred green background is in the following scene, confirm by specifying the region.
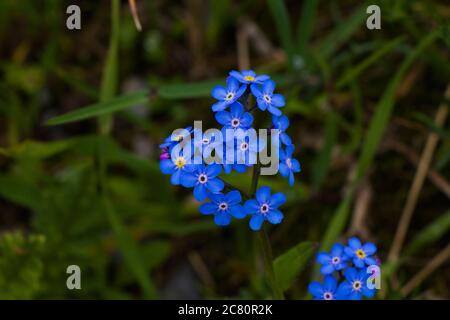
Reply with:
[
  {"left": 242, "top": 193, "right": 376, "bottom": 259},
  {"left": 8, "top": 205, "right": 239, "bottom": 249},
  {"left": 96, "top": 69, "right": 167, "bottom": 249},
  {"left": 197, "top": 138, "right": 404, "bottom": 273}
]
[{"left": 0, "top": 0, "right": 449, "bottom": 299}]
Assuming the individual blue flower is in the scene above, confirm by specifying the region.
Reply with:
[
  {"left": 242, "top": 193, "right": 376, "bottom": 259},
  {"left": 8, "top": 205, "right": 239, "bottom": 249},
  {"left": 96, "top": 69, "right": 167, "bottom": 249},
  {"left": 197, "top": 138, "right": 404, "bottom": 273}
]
[
  {"left": 159, "top": 126, "right": 193, "bottom": 151},
  {"left": 229, "top": 70, "right": 269, "bottom": 85},
  {"left": 279, "top": 145, "right": 301, "bottom": 186},
  {"left": 180, "top": 164, "right": 224, "bottom": 201},
  {"left": 215, "top": 102, "right": 254, "bottom": 131},
  {"left": 337, "top": 268, "right": 376, "bottom": 300},
  {"left": 199, "top": 190, "right": 246, "bottom": 226},
  {"left": 308, "top": 276, "right": 348, "bottom": 300},
  {"left": 250, "top": 80, "right": 285, "bottom": 116},
  {"left": 316, "top": 243, "right": 349, "bottom": 275},
  {"left": 160, "top": 150, "right": 195, "bottom": 186},
  {"left": 272, "top": 115, "right": 292, "bottom": 146},
  {"left": 211, "top": 77, "right": 246, "bottom": 112},
  {"left": 344, "top": 237, "right": 377, "bottom": 268},
  {"left": 244, "top": 186, "right": 286, "bottom": 231}
]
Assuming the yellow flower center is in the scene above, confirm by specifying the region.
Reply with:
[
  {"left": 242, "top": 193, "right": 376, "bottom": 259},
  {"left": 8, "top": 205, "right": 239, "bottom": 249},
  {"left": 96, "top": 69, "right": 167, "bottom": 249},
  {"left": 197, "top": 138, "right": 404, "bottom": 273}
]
[
  {"left": 174, "top": 157, "right": 186, "bottom": 169},
  {"left": 356, "top": 249, "right": 366, "bottom": 259},
  {"left": 174, "top": 135, "right": 183, "bottom": 141},
  {"left": 244, "top": 75, "right": 255, "bottom": 81}
]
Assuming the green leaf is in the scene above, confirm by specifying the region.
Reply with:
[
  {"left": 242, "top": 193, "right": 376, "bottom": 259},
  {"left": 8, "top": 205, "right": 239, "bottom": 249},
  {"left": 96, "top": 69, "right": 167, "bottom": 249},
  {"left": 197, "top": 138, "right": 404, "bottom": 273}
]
[
  {"left": 274, "top": 241, "right": 315, "bottom": 292},
  {"left": 336, "top": 36, "right": 405, "bottom": 88},
  {"left": 0, "top": 174, "right": 42, "bottom": 210},
  {"left": 267, "top": 0, "right": 295, "bottom": 69},
  {"left": 158, "top": 80, "right": 222, "bottom": 99},
  {"left": 45, "top": 90, "right": 149, "bottom": 126}
]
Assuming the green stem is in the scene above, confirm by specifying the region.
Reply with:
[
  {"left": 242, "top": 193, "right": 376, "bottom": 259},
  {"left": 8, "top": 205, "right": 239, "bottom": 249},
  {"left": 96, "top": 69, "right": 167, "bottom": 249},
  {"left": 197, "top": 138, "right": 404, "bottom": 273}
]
[{"left": 250, "top": 164, "right": 284, "bottom": 299}]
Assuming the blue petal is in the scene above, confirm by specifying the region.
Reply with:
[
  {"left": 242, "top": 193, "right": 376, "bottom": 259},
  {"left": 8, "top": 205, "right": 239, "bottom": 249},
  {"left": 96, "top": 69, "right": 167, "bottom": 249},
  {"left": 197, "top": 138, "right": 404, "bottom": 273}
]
[
  {"left": 344, "top": 268, "right": 358, "bottom": 281},
  {"left": 170, "top": 170, "right": 182, "bottom": 185},
  {"left": 308, "top": 281, "right": 323, "bottom": 297},
  {"left": 208, "top": 192, "right": 224, "bottom": 203},
  {"left": 199, "top": 202, "right": 217, "bottom": 215},
  {"left": 262, "top": 80, "right": 276, "bottom": 94},
  {"left": 364, "top": 257, "right": 377, "bottom": 266},
  {"left": 348, "top": 292, "right": 362, "bottom": 300},
  {"left": 250, "top": 84, "right": 263, "bottom": 98},
  {"left": 348, "top": 237, "right": 362, "bottom": 249},
  {"left": 336, "top": 281, "right": 352, "bottom": 299},
  {"left": 269, "top": 192, "right": 286, "bottom": 208},
  {"left": 205, "top": 163, "right": 222, "bottom": 178},
  {"left": 230, "top": 205, "right": 246, "bottom": 219},
  {"left": 214, "top": 212, "right": 231, "bottom": 226},
  {"left": 256, "top": 98, "right": 267, "bottom": 111},
  {"left": 288, "top": 172, "right": 295, "bottom": 186},
  {"left": 229, "top": 70, "right": 243, "bottom": 82},
  {"left": 244, "top": 199, "right": 259, "bottom": 214},
  {"left": 361, "top": 285, "right": 375, "bottom": 298},
  {"left": 256, "top": 186, "right": 271, "bottom": 203},
  {"left": 353, "top": 258, "right": 365, "bottom": 268},
  {"left": 267, "top": 209, "right": 283, "bottom": 224},
  {"left": 215, "top": 111, "right": 231, "bottom": 125},
  {"left": 280, "top": 133, "right": 292, "bottom": 146},
  {"left": 225, "top": 190, "right": 241, "bottom": 205},
  {"left": 160, "top": 159, "right": 175, "bottom": 174},
  {"left": 255, "top": 74, "right": 270, "bottom": 83},
  {"left": 291, "top": 158, "right": 301, "bottom": 172},
  {"left": 193, "top": 184, "right": 207, "bottom": 201},
  {"left": 323, "top": 275, "right": 337, "bottom": 292},
  {"left": 317, "top": 252, "right": 331, "bottom": 264},
  {"left": 212, "top": 85, "right": 226, "bottom": 100},
  {"left": 235, "top": 84, "right": 247, "bottom": 98},
  {"left": 344, "top": 247, "right": 355, "bottom": 257},
  {"left": 240, "top": 112, "right": 254, "bottom": 128},
  {"left": 363, "top": 243, "right": 377, "bottom": 255},
  {"left": 331, "top": 244, "right": 344, "bottom": 257},
  {"left": 267, "top": 105, "right": 282, "bottom": 116},
  {"left": 227, "top": 77, "right": 239, "bottom": 91},
  {"left": 320, "top": 264, "right": 335, "bottom": 275},
  {"left": 206, "top": 178, "right": 224, "bottom": 193},
  {"left": 229, "top": 101, "right": 244, "bottom": 117},
  {"left": 212, "top": 100, "right": 229, "bottom": 112},
  {"left": 249, "top": 214, "right": 264, "bottom": 231},
  {"left": 180, "top": 171, "right": 197, "bottom": 188},
  {"left": 271, "top": 94, "right": 285, "bottom": 107},
  {"left": 279, "top": 162, "right": 289, "bottom": 177},
  {"left": 233, "top": 164, "right": 247, "bottom": 173}
]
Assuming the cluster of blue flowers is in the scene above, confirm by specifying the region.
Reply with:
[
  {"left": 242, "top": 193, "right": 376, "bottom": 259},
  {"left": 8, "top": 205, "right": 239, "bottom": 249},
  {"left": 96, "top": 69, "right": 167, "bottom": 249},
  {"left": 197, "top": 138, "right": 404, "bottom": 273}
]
[
  {"left": 308, "top": 237, "right": 379, "bottom": 300},
  {"left": 159, "top": 70, "right": 301, "bottom": 231}
]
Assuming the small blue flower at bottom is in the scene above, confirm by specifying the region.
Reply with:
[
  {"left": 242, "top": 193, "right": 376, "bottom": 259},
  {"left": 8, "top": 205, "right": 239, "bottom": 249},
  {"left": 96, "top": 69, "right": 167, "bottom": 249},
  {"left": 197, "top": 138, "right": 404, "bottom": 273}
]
[
  {"left": 279, "top": 145, "right": 301, "bottom": 186},
  {"left": 344, "top": 236, "right": 377, "bottom": 268},
  {"left": 181, "top": 164, "right": 224, "bottom": 201},
  {"left": 337, "top": 268, "right": 375, "bottom": 300},
  {"left": 308, "top": 276, "right": 347, "bottom": 300},
  {"left": 244, "top": 186, "right": 286, "bottom": 231},
  {"left": 316, "top": 243, "right": 349, "bottom": 275},
  {"left": 199, "top": 190, "right": 246, "bottom": 226}
]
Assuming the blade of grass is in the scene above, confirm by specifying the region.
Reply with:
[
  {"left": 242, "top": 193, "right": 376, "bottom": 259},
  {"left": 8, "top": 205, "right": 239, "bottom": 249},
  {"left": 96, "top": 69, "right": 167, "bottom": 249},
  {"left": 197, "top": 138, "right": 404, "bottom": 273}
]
[
  {"left": 45, "top": 91, "right": 148, "bottom": 126},
  {"left": 296, "top": 0, "right": 319, "bottom": 58},
  {"left": 311, "top": 111, "right": 338, "bottom": 191},
  {"left": 267, "top": 0, "right": 295, "bottom": 69},
  {"left": 316, "top": 2, "right": 368, "bottom": 60},
  {"left": 336, "top": 36, "right": 405, "bottom": 88}
]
